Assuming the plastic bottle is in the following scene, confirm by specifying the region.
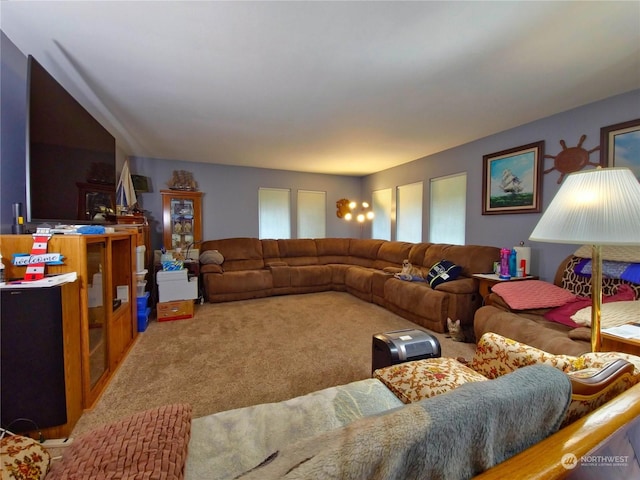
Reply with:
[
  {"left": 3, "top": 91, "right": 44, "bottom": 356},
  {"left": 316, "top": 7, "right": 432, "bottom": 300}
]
[
  {"left": 509, "top": 249, "right": 517, "bottom": 277},
  {"left": 499, "top": 248, "right": 511, "bottom": 279}
]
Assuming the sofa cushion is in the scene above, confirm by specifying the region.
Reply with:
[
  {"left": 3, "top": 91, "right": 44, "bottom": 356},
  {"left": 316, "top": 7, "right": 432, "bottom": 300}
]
[
  {"left": 201, "top": 238, "right": 265, "bottom": 271},
  {"left": 1, "top": 434, "right": 50, "bottom": 480},
  {"left": 289, "top": 265, "right": 332, "bottom": 287},
  {"left": 348, "top": 239, "right": 384, "bottom": 267},
  {"left": 471, "top": 332, "right": 576, "bottom": 379},
  {"left": 344, "top": 266, "right": 374, "bottom": 293},
  {"left": 205, "top": 270, "right": 273, "bottom": 294},
  {"left": 261, "top": 239, "right": 281, "bottom": 264},
  {"left": 277, "top": 239, "right": 318, "bottom": 266},
  {"left": 315, "top": 238, "right": 351, "bottom": 264},
  {"left": 491, "top": 280, "right": 576, "bottom": 310},
  {"left": 373, "top": 241, "right": 413, "bottom": 270},
  {"left": 374, "top": 357, "right": 488, "bottom": 403}
]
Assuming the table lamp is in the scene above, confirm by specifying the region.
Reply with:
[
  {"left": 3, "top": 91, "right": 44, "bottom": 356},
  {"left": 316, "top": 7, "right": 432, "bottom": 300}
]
[{"left": 529, "top": 167, "right": 640, "bottom": 352}]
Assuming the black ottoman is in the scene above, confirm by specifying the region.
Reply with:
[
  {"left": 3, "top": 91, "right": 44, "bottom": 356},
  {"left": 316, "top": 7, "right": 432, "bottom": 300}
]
[{"left": 372, "top": 328, "right": 441, "bottom": 374}]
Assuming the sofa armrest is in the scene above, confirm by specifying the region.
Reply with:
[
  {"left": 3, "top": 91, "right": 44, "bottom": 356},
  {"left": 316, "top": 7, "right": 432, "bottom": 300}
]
[
  {"left": 484, "top": 293, "right": 511, "bottom": 310},
  {"left": 485, "top": 293, "right": 552, "bottom": 316},
  {"left": 382, "top": 266, "right": 402, "bottom": 274},
  {"left": 568, "top": 359, "right": 635, "bottom": 397},
  {"left": 434, "top": 277, "right": 477, "bottom": 294},
  {"left": 201, "top": 264, "right": 223, "bottom": 274}
]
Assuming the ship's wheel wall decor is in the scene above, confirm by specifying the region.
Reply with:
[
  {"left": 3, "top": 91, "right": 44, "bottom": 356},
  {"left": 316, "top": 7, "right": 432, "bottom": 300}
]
[{"left": 543, "top": 134, "right": 601, "bottom": 183}]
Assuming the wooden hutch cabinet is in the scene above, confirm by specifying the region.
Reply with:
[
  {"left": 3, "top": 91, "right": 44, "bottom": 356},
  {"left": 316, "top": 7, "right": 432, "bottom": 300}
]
[
  {"left": 0, "top": 231, "right": 138, "bottom": 435},
  {"left": 161, "top": 190, "right": 204, "bottom": 250}
]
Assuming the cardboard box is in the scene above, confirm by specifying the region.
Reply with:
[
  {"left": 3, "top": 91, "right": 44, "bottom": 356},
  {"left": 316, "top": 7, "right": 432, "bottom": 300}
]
[{"left": 157, "top": 300, "right": 194, "bottom": 322}]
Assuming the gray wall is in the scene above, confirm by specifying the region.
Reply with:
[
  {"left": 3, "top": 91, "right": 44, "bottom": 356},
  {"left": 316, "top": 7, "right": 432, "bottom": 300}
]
[
  {"left": 2, "top": 31, "right": 638, "bottom": 282},
  {"left": 362, "top": 89, "right": 640, "bottom": 281},
  {"left": 0, "top": 32, "right": 27, "bottom": 234},
  {"left": 128, "top": 156, "right": 363, "bottom": 250}
]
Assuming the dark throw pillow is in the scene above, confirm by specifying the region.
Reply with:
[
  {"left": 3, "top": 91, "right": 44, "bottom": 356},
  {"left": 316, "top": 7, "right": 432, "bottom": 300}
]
[{"left": 426, "top": 260, "right": 462, "bottom": 288}]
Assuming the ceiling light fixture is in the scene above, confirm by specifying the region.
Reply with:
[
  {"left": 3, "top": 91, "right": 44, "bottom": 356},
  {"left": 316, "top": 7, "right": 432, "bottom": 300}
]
[{"left": 336, "top": 199, "right": 374, "bottom": 222}]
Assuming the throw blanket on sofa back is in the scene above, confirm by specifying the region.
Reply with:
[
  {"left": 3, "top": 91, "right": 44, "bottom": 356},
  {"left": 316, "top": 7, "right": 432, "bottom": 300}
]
[{"left": 235, "top": 365, "right": 571, "bottom": 480}]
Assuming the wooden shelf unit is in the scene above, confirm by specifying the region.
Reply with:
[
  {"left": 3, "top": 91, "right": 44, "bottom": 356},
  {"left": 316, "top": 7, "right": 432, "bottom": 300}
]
[{"left": 0, "top": 231, "right": 138, "bottom": 434}]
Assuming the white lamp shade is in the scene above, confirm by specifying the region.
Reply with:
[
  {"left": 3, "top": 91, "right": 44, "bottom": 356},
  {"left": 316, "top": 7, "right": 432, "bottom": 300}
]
[{"left": 529, "top": 168, "right": 640, "bottom": 245}]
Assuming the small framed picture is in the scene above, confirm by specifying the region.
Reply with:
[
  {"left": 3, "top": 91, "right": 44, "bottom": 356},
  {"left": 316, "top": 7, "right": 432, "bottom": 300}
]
[
  {"left": 482, "top": 141, "right": 544, "bottom": 215},
  {"left": 600, "top": 118, "right": 640, "bottom": 180}
]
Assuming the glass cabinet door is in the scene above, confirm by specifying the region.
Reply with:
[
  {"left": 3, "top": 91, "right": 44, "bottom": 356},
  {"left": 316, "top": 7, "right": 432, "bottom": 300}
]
[
  {"left": 161, "top": 190, "right": 203, "bottom": 252},
  {"left": 86, "top": 242, "right": 107, "bottom": 388},
  {"left": 170, "top": 197, "right": 195, "bottom": 249}
]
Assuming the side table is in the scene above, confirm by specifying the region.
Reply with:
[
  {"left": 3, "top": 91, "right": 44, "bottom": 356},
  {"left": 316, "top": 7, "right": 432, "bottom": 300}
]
[
  {"left": 601, "top": 331, "right": 640, "bottom": 356},
  {"left": 472, "top": 273, "right": 539, "bottom": 302}
]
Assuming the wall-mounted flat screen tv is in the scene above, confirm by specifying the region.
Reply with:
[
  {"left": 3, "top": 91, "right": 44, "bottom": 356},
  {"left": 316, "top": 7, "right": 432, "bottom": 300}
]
[{"left": 26, "top": 55, "right": 116, "bottom": 225}]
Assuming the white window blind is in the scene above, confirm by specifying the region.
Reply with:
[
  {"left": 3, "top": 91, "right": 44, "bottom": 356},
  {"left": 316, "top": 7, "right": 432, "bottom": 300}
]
[
  {"left": 429, "top": 173, "right": 467, "bottom": 245},
  {"left": 259, "top": 188, "right": 291, "bottom": 239},
  {"left": 396, "top": 182, "right": 423, "bottom": 243},
  {"left": 372, "top": 188, "right": 392, "bottom": 240},
  {"left": 297, "top": 190, "right": 326, "bottom": 238}
]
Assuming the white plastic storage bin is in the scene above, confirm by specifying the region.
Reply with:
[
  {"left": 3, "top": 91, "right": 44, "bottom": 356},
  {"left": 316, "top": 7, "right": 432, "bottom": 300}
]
[{"left": 157, "top": 269, "right": 198, "bottom": 302}]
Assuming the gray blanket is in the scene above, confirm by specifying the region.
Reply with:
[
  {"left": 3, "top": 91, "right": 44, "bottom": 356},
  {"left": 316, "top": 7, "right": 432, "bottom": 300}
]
[{"left": 235, "top": 364, "right": 571, "bottom": 480}]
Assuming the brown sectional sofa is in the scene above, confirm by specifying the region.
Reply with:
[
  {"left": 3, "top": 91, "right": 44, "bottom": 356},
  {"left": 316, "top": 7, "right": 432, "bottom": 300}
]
[{"left": 199, "top": 237, "right": 500, "bottom": 333}]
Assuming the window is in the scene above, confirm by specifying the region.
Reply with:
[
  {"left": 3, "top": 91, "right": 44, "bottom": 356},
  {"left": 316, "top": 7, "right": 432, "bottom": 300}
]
[
  {"left": 297, "top": 190, "right": 326, "bottom": 238},
  {"left": 396, "top": 182, "right": 423, "bottom": 243},
  {"left": 372, "top": 188, "right": 392, "bottom": 240},
  {"left": 430, "top": 173, "right": 467, "bottom": 245},
  {"left": 258, "top": 188, "right": 290, "bottom": 239}
]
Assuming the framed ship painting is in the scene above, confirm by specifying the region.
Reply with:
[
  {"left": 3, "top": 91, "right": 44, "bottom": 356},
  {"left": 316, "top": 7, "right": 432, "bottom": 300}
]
[{"left": 482, "top": 141, "right": 544, "bottom": 215}]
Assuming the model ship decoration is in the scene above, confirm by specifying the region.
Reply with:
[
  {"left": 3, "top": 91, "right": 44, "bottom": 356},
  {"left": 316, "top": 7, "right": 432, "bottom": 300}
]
[
  {"left": 544, "top": 134, "right": 601, "bottom": 183},
  {"left": 168, "top": 170, "right": 198, "bottom": 191},
  {"left": 499, "top": 169, "right": 523, "bottom": 195}
]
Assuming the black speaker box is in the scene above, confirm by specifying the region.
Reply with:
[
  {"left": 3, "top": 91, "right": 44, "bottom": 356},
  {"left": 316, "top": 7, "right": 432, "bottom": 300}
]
[{"left": 1, "top": 286, "right": 67, "bottom": 432}]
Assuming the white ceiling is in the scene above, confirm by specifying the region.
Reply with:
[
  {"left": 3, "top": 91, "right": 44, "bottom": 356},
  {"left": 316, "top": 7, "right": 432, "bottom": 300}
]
[{"left": 2, "top": 1, "right": 639, "bottom": 176}]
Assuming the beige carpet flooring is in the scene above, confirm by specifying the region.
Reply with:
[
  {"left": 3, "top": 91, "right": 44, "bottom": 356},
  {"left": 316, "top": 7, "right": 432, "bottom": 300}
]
[{"left": 71, "top": 291, "right": 475, "bottom": 436}]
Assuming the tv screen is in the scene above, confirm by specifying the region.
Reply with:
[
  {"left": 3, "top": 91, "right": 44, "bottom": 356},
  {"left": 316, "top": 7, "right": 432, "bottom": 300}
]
[{"left": 26, "top": 55, "right": 116, "bottom": 225}]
